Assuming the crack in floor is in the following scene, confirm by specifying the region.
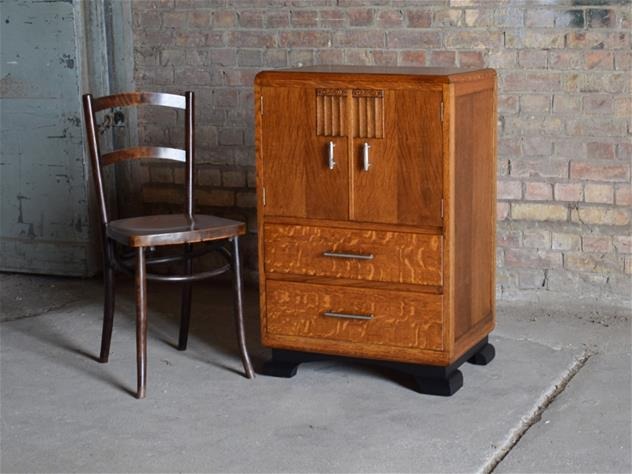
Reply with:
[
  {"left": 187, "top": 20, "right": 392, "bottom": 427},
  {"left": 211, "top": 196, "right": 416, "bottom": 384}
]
[{"left": 483, "top": 350, "right": 593, "bottom": 474}]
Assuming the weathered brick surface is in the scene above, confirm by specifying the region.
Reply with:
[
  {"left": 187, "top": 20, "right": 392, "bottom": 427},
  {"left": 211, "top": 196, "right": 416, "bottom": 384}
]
[{"left": 132, "top": 0, "right": 631, "bottom": 302}]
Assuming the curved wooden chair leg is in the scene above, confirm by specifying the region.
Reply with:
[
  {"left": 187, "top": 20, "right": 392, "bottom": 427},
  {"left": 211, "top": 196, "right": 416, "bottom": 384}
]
[
  {"left": 231, "top": 236, "right": 255, "bottom": 379},
  {"left": 178, "top": 244, "right": 193, "bottom": 351},
  {"left": 99, "top": 241, "right": 116, "bottom": 363},
  {"left": 135, "top": 247, "right": 148, "bottom": 399}
]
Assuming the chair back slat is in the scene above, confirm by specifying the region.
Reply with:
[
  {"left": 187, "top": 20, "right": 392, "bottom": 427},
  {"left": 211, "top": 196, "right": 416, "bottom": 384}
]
[
  {"left": 92, "top": 92, "right": 186, "bottom": 112},
  {"left": 102, "top": 147, "right": 186, "bottom": 166},
  {"left": 82, "top": 91, "right": 194, "bottom": 226}
]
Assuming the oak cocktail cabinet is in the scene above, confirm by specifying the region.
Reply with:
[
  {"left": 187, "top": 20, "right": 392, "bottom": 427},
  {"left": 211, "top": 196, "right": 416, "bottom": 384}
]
[{"left": 254, "top": 66, "right": 497, "bottom": 396}]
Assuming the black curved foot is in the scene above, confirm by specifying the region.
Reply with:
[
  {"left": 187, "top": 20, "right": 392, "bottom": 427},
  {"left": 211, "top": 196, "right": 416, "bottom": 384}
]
[
  {"left": 468, "top": 342, "right": 495, "bottom": 366},
  {"left": 414, "top": 369, "right": 463, "bottom": 396}
]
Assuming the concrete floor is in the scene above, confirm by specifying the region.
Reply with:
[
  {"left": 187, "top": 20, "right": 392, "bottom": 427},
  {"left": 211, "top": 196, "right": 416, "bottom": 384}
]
[{"left": 1, "top": 273, "right": 630, "bottom": 473}]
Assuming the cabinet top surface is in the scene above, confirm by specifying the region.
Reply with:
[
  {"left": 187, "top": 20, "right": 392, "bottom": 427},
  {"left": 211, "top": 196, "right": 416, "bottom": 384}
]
[{"left": 256, "top": 65, "right": 496, "bottom": 84}]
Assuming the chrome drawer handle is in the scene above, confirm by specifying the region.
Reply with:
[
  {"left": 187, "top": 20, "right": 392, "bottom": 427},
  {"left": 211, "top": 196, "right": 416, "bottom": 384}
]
[
  {"left": 362, "top": 142, "right": 371, "bottom": 171},
  {"left": 323, "top": 311, "right": 374, "bottom": 321},
  {"left": 328, "top": 141, "right": 336, "bottom": 170},
  {"left": 322, "top": 251, "right": 374, "bottom": 260}
]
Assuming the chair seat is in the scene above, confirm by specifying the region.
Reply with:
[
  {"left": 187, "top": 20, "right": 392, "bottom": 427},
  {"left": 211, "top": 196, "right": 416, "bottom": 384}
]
[{"left": 107, "top": 214, "right": 245, "bottom": 247}]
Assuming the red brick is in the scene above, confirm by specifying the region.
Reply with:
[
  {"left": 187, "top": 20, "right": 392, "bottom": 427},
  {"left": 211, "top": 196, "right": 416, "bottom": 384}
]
[
  {"left": 555, "top": 183, "right": 583, "bottom": 202},
  {"left": 372, "top": 50, "right": 398, "bottom": 66},
  {"left": 377, "top": 9, "right": 404, "bottom": 27},
  {"left": 505, "top": 248, "right": 563, "bottom": 269},
  {"left": 227, "top": 31, "right": 275, "bottom": 48},
  {"left": 614, "top": 236, "right": 632, "bottom": 254},
  {"left": 523, "top": 137, "right": 552, "bottom": 156},
  {"left": 571, "top": 206, "right": 630, "bottom": 226},
  {"left": 570, "top": 162, "right": 630, "bottom": 182},
  {"left": 212, "top": 11, "right": 236, "bottom": 28},
  {"left": 335, "top": 30, "right": 384, "bottom": 48},
  {"left": 504, "top": 72, "right": 561, "bottom": 92},
  {"left": 583, "top": 94, "right": 614, "bottom": 114},
  {"left": 523, "top": 229, "right": 551, "bottom": 249},
  {"left": 518, "top": 50, "right": 548, "bottom": 69},
  {"left": 444, "top": 31, "right": 501, "bottom": 49},
  {"left": 387, "top": 31, "right": 441, "bottom": 49},
  {"left": 458, "top": 51, "right": 485, "bottom": 68},
  {"left": 237, "top": 9, "right": 264, "bottom": 28},
  {"left": 265, "top": 11, "right": 290, "bottom": 28},
  {"left": 433, "top": 9, "right": 462, "bottom": 27},
  {"left": 498, "top": 180, "right": 522, "bottom": 200},
  {"left": 582, "top": 235, "right": 612, "bottom": 253},
  {"left": 497, "top": 202, "right": 510, "bottom": 221},
  {"left": 552, "top": 232, "right": 581, "bottom": 251},
  {"left": 279, "top": 31, "right": 331, "bottom": 48},
  {"left": 348, "top": 8, "right": 374, "bottom": 26},
  {"left": 549, "top": 51, "right": 583, "bottom": 69},
  {"left": 290, "top": 10, "right": 318, "bottom": 27},
  {"left": 585, "top": 51, "right": 614, "bottom": 70},
  {"left": 406, "top": 9, "right": 432, "bottom": 28},
  {"left": 520, "top": 95, "right": 551, "bottom": 113},
  {"left": 584, "top": 183, "right": 614, "bottom": 204},
  {"left": 398, "top": 51, "right": 426, "bottom": 66},
  {"left": 511, "top": 159, "right": 569, "bottom": 180},
  {"left": 565, "top": 253, "right": 620, "bottom": 274},
  {"left": 525, "top": 181, "right": 552, "bottom": 201},
  {"left": 430, "top": 51, "right": 456, "bottom": 67},
  {"left": 615, "top": 185, "right": 632, "bottom": 206},
  {"left": 320, "top": 9, "right": 345, "bottom": 28},
  {"left": 586, "top": 142, "right": 615, "bottom": 160}
]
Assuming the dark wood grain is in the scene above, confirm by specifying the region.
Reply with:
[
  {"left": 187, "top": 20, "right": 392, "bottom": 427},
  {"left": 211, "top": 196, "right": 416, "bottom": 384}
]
[
  {"left": 107, "top": 214, "right": 245, "bottom": 247},
  {"left": 82, "top": 91, "right": 254, "bottom": 397},
  {"left": 102, "top": 146, "right": 186, "bottom": 166},
  {"left": 93, "top": 91, "right": 186, "bottom": 111}
]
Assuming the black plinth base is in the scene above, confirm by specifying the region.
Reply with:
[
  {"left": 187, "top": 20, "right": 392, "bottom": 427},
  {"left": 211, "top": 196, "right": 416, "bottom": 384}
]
[{"left": 260, "top": 337, "right": 494, "bottom": 397}]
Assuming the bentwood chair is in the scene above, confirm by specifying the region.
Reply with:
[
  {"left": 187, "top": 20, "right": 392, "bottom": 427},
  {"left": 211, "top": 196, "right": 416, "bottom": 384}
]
[{"left": 82, "top": 91, "right": 254, "bottom": 398}]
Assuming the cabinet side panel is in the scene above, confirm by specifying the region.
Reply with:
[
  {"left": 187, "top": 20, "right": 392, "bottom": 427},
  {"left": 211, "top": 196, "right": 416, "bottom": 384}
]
[{"left": 454, "top": 88, "right": 495, "bottom": 341}]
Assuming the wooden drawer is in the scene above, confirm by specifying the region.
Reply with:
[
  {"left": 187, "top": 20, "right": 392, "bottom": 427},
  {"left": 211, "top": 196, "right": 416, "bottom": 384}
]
[
  {"left": 264, "top": 223, "right": 442, "bottom": 286},
  {"left": 265, "top": 280, "right": 444, "bottom": 352}
]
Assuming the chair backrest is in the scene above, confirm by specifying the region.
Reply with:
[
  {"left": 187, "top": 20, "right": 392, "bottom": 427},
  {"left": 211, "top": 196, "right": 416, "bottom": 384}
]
[{"left": 82, "top": 91, "right": 194, "bottom": 225}]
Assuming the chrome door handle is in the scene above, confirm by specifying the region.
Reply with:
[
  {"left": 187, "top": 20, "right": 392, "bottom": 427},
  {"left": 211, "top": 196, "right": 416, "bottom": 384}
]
[
  {"left": 322, "top": 251, "right": 374, "bottom": 260},
  {"left": 362, "top": 142, "right": 371, "bottom": 171},
  {"left": 323, "top": 311, "right": 374, "bottom": 321},
  {"left": 328, "top": 141, "right": 336, "bottom": 170}
]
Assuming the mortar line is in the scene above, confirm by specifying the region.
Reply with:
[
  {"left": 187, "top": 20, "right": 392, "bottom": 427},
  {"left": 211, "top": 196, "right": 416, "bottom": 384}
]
[{"left": 483, "top": 350, "right": 593, "bottom": 474}]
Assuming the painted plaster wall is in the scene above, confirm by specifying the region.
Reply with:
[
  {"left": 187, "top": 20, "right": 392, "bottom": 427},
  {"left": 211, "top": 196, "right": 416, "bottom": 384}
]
[{"left": 0, "top": 0, "right": 97, "bottom": 276}]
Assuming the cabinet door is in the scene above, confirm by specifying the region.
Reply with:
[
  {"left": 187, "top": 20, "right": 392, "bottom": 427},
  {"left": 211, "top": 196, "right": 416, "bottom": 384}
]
[
  {"left": 260, "top": 86, "right": 349, "bottom": 220},
  {"left": 352, "top": 89, "right": 443, "bottom": 227}
]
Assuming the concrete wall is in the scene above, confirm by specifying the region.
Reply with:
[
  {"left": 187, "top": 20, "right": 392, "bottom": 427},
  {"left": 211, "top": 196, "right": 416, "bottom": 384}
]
[
  {"left": 0, "top": 0, "right": 99, "bottom": 276},
  {"left": 130, "top": 0, "right": 631, "bottom": 304}
]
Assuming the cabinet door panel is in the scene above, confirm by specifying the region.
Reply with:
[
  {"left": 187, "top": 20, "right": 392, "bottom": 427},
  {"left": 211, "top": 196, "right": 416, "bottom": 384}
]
[
  {"left": 353, "top": 90, "right": 443, "bottom": 227},
  {"left": 261, "top": 86, "right": 348, "bottom": 220}
]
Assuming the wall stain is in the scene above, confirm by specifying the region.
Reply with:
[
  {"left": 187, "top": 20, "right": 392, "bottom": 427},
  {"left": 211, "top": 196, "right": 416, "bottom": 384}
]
[
  {"left": 59, "top": 53, "right": 74, "bottom": 69},
  {"left": 16, "top": 194, "right": 30, "bottom": 224}
]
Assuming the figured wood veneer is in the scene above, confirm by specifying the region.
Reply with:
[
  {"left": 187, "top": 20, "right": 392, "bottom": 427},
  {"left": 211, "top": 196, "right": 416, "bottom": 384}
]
[
  {"left": 255, "top": 66, "right": 496, "bottom": 368},
  {"left": 264, "top": 223, "right": 442, "bottom": 286},
  {"left": 266, "top": 280, "right": 444, "bottom": 352}
]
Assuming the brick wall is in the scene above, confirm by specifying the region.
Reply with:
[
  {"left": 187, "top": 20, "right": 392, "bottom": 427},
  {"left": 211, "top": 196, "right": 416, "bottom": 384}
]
[{"left": 131, "top": 0, "right": 631, "bottom": 302}]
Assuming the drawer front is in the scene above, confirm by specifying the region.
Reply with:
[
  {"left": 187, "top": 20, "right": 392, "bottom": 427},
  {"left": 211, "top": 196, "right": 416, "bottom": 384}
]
[
  {"left": 266, "top": 280, "right": 443, "bottom": 351},
  {"left": 264, "top": 223, "right": 442, "bottom": 286}
]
